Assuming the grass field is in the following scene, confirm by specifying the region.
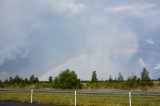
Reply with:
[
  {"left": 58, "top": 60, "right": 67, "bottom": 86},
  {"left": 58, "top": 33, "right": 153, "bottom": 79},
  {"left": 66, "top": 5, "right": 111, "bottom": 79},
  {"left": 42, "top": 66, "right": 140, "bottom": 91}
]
[{"left": 0, "top": 90, "right": 160, "bottom": 106}]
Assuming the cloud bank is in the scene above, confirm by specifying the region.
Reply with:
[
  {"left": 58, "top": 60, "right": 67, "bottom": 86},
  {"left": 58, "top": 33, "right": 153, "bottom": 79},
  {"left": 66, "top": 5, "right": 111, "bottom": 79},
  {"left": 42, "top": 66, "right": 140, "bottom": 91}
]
[{"left": 0, "top": 0, "right": 160, "bottom": 80}]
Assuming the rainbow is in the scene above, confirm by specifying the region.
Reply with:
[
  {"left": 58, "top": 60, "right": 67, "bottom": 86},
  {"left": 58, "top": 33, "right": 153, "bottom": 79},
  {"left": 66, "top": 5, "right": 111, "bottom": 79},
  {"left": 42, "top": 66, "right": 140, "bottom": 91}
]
[
  {"left": 38, "top": 48, "right": 159, "bottom": 80},
  {"left": 39, "top": 52, "right": 88, "bottom": 80}
]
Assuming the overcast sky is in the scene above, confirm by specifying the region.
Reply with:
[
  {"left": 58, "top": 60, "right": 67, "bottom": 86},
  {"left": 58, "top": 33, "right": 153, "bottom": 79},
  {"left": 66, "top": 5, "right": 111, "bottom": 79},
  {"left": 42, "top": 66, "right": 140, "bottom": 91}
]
[{"left": 0, "top": 0, "right": 160, "bottom": 80}]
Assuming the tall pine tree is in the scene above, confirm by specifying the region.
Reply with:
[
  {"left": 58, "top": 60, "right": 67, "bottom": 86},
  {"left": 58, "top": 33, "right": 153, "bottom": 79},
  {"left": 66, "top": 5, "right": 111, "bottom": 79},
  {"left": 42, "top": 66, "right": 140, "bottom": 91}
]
[{"left": 91, "top": 71, "right": 98, "bottom": 82}]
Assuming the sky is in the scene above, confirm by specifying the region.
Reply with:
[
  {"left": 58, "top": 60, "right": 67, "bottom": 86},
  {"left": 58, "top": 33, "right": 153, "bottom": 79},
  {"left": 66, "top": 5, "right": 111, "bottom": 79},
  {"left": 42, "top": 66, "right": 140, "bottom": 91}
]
[{"left": 0, "top": 0, "right": 160, "bottom": 81}]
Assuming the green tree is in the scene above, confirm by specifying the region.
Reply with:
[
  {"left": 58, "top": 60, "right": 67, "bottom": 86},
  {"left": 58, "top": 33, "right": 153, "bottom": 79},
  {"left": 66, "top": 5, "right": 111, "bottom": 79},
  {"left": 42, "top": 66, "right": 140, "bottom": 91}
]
[
  {"left": 24, "top": 78, "right": 29, "bottom": 84},
  {"left": 117, "top": 72, "right": 123, "bottom": 82},
  {"left": 108, "top": 75, "right": 113, "bottom": 82},
  {"left": 9, "top": 76, "right": 13, "bottom": 84},
  {"left": 0, "top": 80, "right": 3, "bottom": 88},
  {"left": 14, "top": 75, "right": 22, "bottom": 84},
  {"left": 140, "top": 67, "right": 153, "bottom": 86},
  {"left": 127, "top": 73, "right": 139, "bottom": 87},
  {"left": 91, "top": 71, "right": 98, "bottom": 82},
  {"left": 49, "top": 76, "right": 53, "bottom": 83},
  {"left": 53, "top": 69, "right": 81, "bottom": 89},
  {"left": 114, "top": 77, "right": 118, "bottom": 82},
  {"left": 34, "top": 77, "right": 39, "bottom": 83},
  {"left": 29, "top": 75, "right": 35, "bottom": 83},
  {"left": 4, "top": 78, "right": 9, "bottom": 84},
  {"left": 29, "top": 75, "right": 39, "bottom": 83}
]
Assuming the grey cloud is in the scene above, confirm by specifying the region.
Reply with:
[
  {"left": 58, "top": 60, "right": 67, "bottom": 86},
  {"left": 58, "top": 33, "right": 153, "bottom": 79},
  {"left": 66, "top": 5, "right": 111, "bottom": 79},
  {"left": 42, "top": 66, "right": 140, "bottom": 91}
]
[{"left": 0, "top": 0, "right": 160, "bottom": 80}]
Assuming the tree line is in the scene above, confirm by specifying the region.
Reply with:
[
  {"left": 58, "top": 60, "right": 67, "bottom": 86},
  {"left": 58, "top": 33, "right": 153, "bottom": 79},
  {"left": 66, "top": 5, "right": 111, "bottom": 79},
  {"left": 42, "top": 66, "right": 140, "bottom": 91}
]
[
  {"left": 0, "top": 74, "right": 39, "bottom": 88},
  {"left": 91, "top": 68, "right": 153, "bottom": 86},
  {"left": 91, "top": 67, "right": 154, "bottom": 87},
  {"left": 0, "top": 67, "right": 159, "bottom": 89}
]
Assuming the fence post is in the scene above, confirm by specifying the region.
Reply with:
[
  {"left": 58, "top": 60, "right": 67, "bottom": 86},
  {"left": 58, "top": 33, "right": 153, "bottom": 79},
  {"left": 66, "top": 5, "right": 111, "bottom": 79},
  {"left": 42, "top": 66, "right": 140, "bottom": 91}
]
[
  {"left": 129, "top": 92, "right": 131, "bottom": 106},
  {"left": 75, "top": 90, "right": 77, "bottom": 106},
  {"left": 31, "top": 89, "right": 33, "bottom": 104}
]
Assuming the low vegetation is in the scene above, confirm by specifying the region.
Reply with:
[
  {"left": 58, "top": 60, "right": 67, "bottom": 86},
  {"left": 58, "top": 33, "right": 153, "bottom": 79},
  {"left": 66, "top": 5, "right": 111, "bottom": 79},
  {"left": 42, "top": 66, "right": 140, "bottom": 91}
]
[
  {"left": 0, "top": 68, "right": 160, "bottom": 105},
  {"left": 0, "top": 68, "right": 160, "bottom": 90},
  {"left": 0, "top": 90, "right": 160, "bottom": 106}
]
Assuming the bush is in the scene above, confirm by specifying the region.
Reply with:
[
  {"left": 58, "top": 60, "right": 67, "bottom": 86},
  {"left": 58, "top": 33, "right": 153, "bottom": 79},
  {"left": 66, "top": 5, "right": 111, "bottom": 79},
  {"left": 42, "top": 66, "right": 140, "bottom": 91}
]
[{"left": 53, "top": 69, "right": 82, "bottom": 89}]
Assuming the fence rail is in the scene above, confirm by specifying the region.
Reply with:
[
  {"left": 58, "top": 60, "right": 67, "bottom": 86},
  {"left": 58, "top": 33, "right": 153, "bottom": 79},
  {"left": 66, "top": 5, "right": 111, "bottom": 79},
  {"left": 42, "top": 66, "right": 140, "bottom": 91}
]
[{"left": 1, "top": 88, "right": 160, "bottom": 95}]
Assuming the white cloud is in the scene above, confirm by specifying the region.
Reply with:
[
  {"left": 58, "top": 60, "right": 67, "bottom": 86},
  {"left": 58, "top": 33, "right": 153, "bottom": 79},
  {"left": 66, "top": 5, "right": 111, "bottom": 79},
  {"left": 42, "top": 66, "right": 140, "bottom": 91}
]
[
  {"left": 106, "top": 3, "right": 158, "bottom": 18},
  {"left": 0, "top": 0, "right": 87, "bottom": 74},
  {"left": 40, "top": 14, "right": 139, "bottom": 80},
  {"left": 2, "top": 1, "right": 160, "bottom": 80},
  {"left": 145, "top": 39, "right": 155, "bottom": 44},
  {"left": 0, "top": 1, "right": 31, "bottom": 66},
  {"left": 105, "top": 2, "right": 160, "bottom": 34},
  {"left": 154, "top": 64, "right": 160, "bottom": 70},
  {"left": 50, "top": 0, "right": 86, "bottom": 15},
  {"left": 139, "top": 58, "right": 146, "bottom": 67}
]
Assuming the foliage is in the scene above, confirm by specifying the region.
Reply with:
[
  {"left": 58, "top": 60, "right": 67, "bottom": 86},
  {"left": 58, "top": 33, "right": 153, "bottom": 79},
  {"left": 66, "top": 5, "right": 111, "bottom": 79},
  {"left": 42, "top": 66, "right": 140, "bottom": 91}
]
[
  {"left": 91, "top": 71, "right": 98, "bottom": 82},
  {"left": 0, "top": 74, "right": 39, "bottom": 88},
  {"left": 53, "top": 69, "right": 81, "bottom": 89},
  {"left": 14, "top": 75, "right": 22, "bottom": 84},
  {"left": 0, "top": 67, "right": 158, "bottom": 90},
  {"left": 140, "top": 67, "right": 153, "bottom": 86},
  {"left": 29, "top": 75, "right": 39, "bottom": 83},
  {"left": 127, "top": 73, "right": 140, "bottom": 88},
  {"left": 108, "top": 75, "right": 113, "bottom": 82},
  {"left": 48, "top": 76, "right": 53, "bottom": 83},
  {"left": 117, "top": 72, "right": 124, "bottom": 82}
]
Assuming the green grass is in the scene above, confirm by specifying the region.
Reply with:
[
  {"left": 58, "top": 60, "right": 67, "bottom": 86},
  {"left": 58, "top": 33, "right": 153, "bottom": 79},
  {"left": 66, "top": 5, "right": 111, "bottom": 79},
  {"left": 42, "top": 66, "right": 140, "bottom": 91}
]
[
  {"left": 0, "top": 91, "right": 160, "bottom": 106},
  {"left": 0, "top": 91, "right": 30, "bottom": 103}
]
